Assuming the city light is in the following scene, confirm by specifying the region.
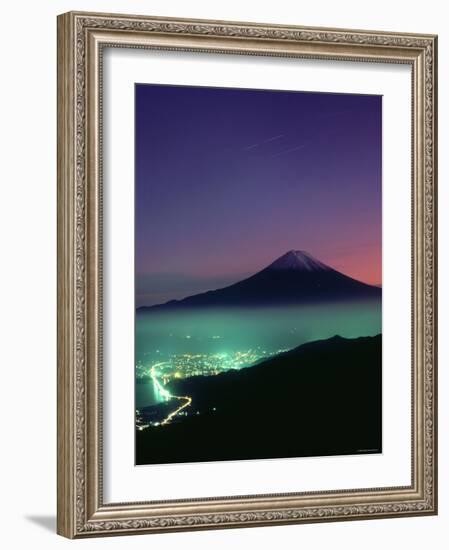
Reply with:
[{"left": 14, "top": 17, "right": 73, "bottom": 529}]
[{"left": 136, "top": 347, "right": 288, "bottom": 430}]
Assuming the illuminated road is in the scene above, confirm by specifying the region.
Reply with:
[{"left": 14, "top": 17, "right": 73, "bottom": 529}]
[
  {"left": 161, "top": 395, "right": 192, "bottom": 425},
  {"left": 150, "top": 363, "right": 192, "bottom": 425}
]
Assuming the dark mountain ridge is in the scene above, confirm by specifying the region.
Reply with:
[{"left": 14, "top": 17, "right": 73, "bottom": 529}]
[{"left": 136, "top": 334, "right": 382, "bottom": 464}]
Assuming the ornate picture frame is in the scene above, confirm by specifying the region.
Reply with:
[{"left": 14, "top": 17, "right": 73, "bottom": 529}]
[{"left": 57, "top": 11, "right": 437, "bottom": 538}]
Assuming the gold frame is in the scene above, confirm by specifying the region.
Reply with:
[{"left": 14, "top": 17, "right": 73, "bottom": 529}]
[{"left": 57, "top": 11, "right": 438, "bottom": 538}]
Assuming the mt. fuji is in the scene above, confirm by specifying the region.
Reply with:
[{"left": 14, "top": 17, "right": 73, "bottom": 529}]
[
  {"left": 265, "top": 250, "right": 332, "bottom": 272},
  {"left": 138, "top": 250, "right": 381, "bottom": 311}
]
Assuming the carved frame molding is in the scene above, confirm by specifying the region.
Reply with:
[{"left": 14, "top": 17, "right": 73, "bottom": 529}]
[{"left": 57, "top": 11, "right": 437, "bottom": 538}]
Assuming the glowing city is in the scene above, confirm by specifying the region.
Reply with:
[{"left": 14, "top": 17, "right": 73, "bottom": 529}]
[{"left": 135, "top": 346, "right": 288, "bottom": 429}]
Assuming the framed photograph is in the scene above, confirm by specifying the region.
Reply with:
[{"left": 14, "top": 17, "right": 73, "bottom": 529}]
[{"left": 57, "top": 11, "right": 438, "bottom": 538}]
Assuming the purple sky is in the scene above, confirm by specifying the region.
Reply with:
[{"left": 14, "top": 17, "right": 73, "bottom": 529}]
[{"left": 135, "top": 84, "right": 382, "bottom": 306}]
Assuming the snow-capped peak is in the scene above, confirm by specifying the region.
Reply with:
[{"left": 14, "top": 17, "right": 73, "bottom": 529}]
[{"left": 266, "top": 250, "right": 331, "bottom": 272}]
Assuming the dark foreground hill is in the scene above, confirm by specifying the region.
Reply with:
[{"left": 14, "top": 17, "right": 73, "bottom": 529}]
[
  {"left": 136, "top": 334, "right": 382, "bottom": 465},
  {"left": 138, "top": 250, "right": 381, "bottom": 311}
]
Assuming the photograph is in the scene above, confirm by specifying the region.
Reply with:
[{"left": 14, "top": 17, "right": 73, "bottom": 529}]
[
  {"left": 0, "top": 0, "right": 442, "bottom": 544},
  {"left": 54, "top": 8, "right": 437, "bottom": 539},
  {"left": 134, "top": 84, "right": 383, "bottom": 465}
]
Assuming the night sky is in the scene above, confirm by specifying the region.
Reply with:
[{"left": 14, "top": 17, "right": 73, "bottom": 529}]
[{"left": 135, "top": 84, "right": 382, "bottom": 307}]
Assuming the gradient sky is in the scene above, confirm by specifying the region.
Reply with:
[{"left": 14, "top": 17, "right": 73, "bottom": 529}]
[{"left": 135, "top": 84, "right": 382, "bottom": 306}]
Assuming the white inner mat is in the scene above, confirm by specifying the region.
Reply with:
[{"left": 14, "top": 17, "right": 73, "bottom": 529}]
[{"left": 103, "top": 48, "right": 412, "bottom": 504}]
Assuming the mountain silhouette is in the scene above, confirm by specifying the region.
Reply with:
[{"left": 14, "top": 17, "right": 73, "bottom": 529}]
[
  {"left": 136, "top": 334, "right": 382, "bottom": 464},
  {"left": 138, "top": 250, "right": 381, "bottom": 311}
]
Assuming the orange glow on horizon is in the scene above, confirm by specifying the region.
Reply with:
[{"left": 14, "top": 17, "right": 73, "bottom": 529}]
[{"left": 322, "top": 250, "right": 382, "bottom": 287}]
